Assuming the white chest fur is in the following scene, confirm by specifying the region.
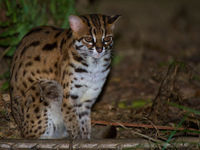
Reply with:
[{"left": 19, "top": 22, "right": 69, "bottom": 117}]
[{"left": 72, "top": 56, "right": 110, "bottom": 103}]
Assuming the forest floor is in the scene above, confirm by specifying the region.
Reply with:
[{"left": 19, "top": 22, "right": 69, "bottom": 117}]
[{"left": 0, "top": 0, "right": 200, "bottom": 148}]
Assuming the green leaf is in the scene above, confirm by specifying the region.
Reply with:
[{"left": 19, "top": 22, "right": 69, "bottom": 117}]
[
  {"left": 1, "top": 81, "right": 9, "bottom": 91},
  {"left": 118, "top": 102, "right": 126, "bottom": 109},
  {"left": 131, "top": 100, "right": 148, "bottom": 108},
  {"left": 5, "top": 46, "right": 16, "bottom": 57},
  {"left": 169, "top": 102, "right": 200, "bottom": 115},
  {"left": 0, "top": 26, "right": 18, "bottom": 37},
  {"left": 0, "top": 36, "right": 19, "bottom": 46},
  {"left": 112, "top": 55, "right": 124, "bottom": 65},
  {"left": 0, "top": 21, "right": 10, "bottom": 27},
  {"left": 0, "top": 71, "right": 10, "bottom": 80}
]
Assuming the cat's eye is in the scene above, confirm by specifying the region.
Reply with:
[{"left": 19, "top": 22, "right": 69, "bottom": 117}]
[
  {"left": 104, "top": 36, "right": 112, "bottom": 42},
  {"left": 84, "top": 37, "right": 93, "bottom": 43}
]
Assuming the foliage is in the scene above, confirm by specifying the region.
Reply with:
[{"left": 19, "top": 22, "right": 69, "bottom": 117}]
[
  {"left": 0, "top": 0, "right": 75, "bottom": 91},
  {"left": 0, "top": 0, "right": 75, "bottom": 57}
]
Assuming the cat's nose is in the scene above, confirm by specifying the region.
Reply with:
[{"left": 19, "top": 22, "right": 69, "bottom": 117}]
[{"left": 96, "top": 47, "right": 103, "bottom": 53}]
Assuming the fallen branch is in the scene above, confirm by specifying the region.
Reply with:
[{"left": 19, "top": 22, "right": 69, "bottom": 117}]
[
  {"left": 0, "top": 137, "right": 199, "bottom": 150},
  {"left": 92, "top": 120, "right": 200, "bottom": 132}
]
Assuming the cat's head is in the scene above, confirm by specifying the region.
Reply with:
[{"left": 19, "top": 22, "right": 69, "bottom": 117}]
[{"left": 69, "top": 14, "right": 120, "bottom": 59}]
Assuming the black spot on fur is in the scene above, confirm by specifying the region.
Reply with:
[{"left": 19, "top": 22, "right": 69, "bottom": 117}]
[
  {"left": 79, "top": 111, "right": 89, "bottom": 118},
  {"left": 102, "top": 64, "right": 111, "bottom": 72},
  {"left": 65, "top": 94, "right": 70, "bottom": 99},
  {"left": 70, "top": 95, "right": 78, "bottom": 99},
  {"left": 72, "top": 52, "right": 84, "bottom": 62},
  {"left": 20, "top": 89, "right": 25, "bottom": 96},
  {"left": 62, "top": 70, "right": 66, "bottom": 80},
  {"left": 25, "top": 61, "right": 33, "bottom": 67},
  {"left": 75, "top": 84, "right": 82, "bottom": 88},
  {"left": 28, "top": 77, "right": 34, "bottom": 83},
  {"left": 54, "top": 62, "right": 58, "bottom": 68},
  {"left": 34, "top": 107, "right": 40, "bottom": 113},
  {"left": 32, "top": 97, "right": 35, "bottom": 102},
  {"left": 18, "top": 62, "right": 23, "bottom": 70},
  {"left": 69, "top": 63, "right": 75, "bottom": 68},
  {"left": 75, "top": 45, "right": 84, "bottom": 50},
  {"left": 60, "top": 38, "right": 66, "bottom": 50},
  {"left": 24, "top": 28, "right": 42, "bottom": 37},
  {"left": 51, "top": 26, "right": 63, "bottom": 31},
  {"left": 23, "top": 70, "right": 27, "bottom": 76},
  {"left": 54, "top": 31, "right": 62, "bottom": 38},
  {"left": 67, "top": 29, "right": 72, "bottom": 39},
  {"left": 31, "top": 72, "right": 35, "bottom": 76},
  {"left": 34, "top": 55, "right": 40, "bottom": 61},
  {"left": 34, "top": 129, "right": 38, "bottom": 133},
  {"left": 15, "top": 72, "right": 18, "bottom": 81},
  {"left": 43, "top": 101, "right": 49, "bottom": 106},
  {"left": 38, "top": 120, "right": 42, "bottom": 124},
  {"left": 49, "top": 67, "right": 53, "bottom": 73},
  {"left": 104, "top": 58, "right": 110, "bottom": 62},
  {"left": 31, "top": 86, "right": 36, "bottom": 91},
  {"left": 26, "top": 114, "right": 30, "bottom": 118},
  {"left": 42, "top": 42, "right": 57, "bottom": 51},
  {"left": 75, "top": 68, "right": 88, "bottom": 73},
  {"left": 36, "top": 70, "right": 40, "bottom": 74},
  {"left": 22, "top": 82, "right": 27, "bottom": 88},
  {"left": 20, "top": 41, "right": 40, "bottom": 57}
]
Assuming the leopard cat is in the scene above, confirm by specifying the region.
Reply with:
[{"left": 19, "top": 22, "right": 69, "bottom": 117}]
[{"left": 10, "top": 14, "right": 120, "bottom": 139}]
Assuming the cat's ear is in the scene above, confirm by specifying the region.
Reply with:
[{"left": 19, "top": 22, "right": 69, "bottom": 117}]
[
  {"left": 69, "top": 15, "right": 86, "bottom": 33},
  {"left": 108, "top": 15, "right": 121, "bottom": 30}
]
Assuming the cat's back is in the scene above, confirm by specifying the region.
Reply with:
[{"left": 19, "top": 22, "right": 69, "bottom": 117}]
[
  {"left": 10, "top": 26, "right": 65, "bottom": 96},
  {"left": 13, "top": 26, "right": 64, "bottom": 60}
]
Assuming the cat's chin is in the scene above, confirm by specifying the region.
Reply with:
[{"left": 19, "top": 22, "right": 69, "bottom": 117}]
[{"left": 92, "top": 54, "right": 103, "bottom": 59}]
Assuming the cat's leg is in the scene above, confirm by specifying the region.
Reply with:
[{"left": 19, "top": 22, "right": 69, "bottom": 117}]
[
  {"left": 38, "top": 79, "right": 67, "bottom": 139},
  {"left": 76, "top": 100, "right": 94, "bottom": 139},
  {"left": 14, "top": 79, "right": 65, "bottom": 139},
  {"left": 62, "top": 96, "right": 81, "bottom": 139}
]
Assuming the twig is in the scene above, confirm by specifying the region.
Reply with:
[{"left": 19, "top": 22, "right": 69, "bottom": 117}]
[
  {"left": 0, "top": 46, "right": 11, "bottom": 61},
  {"left": 91, "top": 120, "right": 200, "bottom": 132}
]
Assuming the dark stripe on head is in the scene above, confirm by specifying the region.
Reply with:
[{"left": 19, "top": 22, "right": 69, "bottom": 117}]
[
  {"left": 90, "top": 14, "right": 100, "bottom": 27},
  {"left": 102, "top": 15, "right": 107, "bottom": 35},
  {"left": 81, "top": 16, "right": 91, "bottom": 27}
]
